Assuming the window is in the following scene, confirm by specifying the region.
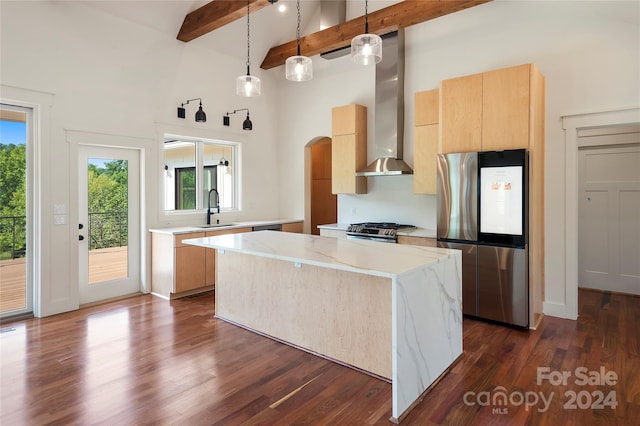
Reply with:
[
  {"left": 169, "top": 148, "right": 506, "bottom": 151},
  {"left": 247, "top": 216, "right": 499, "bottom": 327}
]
[{"left": 164, "top": 135, "right": 237, "bottom": 213}]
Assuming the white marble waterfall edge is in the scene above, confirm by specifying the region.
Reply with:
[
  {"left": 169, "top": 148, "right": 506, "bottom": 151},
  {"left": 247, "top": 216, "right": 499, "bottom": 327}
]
[{"left": 393, "top": 251, "right": 463, "bottom": 420}]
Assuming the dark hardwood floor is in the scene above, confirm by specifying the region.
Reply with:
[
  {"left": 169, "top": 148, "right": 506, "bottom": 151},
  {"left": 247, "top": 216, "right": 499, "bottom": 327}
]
[{"left": 1, "top": 289, "right": 638, "bottom": 425}]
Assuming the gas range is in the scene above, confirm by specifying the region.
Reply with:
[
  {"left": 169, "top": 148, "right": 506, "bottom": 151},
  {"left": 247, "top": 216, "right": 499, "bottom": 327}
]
[{"left": 346, "top": 222, "right": 417, "bottom": 243}]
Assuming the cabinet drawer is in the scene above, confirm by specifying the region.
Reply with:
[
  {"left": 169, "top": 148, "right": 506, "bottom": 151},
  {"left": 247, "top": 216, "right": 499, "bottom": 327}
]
[{"left": 397, "top": 236, "right": 437, "bottom": 247}]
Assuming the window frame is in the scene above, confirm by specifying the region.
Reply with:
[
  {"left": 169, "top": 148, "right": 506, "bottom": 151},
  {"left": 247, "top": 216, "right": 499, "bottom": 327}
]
[{"left": 161, "top": 132, "right": 240, "bottom": 220}]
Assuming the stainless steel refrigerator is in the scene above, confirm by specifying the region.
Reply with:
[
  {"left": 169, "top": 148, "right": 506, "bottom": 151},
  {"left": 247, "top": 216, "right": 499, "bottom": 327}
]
[{"left": 437, "top": 150, "right": 529, "bottom": 328}]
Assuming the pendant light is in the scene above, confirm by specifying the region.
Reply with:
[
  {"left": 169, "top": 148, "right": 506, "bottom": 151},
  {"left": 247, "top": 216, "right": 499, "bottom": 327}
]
[
  {"left": 236, "top": 0, "right": 261, "bottom": 97},
  {"left": 285, "top": 0, "right": 312, "bottom": 82},
  {"left": 351, "top": 0, "right": 382, "bottom": 66}
]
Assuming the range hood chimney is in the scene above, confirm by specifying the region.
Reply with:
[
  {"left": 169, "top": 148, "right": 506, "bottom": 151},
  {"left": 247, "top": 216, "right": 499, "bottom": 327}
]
[{"left": 356, "top": 30, "right": 413, "bottom": 176}]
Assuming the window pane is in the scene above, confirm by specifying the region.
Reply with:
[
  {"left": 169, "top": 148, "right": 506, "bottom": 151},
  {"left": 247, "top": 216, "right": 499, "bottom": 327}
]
[
  {"left": 164, "top": 141, "right": 195, "bottom": 211},
  {"left": 204, "top": 143, "right": 234, "bottom": 209},
  {"left": 163, "top": 136, "right": 236, "bottom": 212},
  {"left": 176, "top": 167, "right": 196, "bottom": 210}
]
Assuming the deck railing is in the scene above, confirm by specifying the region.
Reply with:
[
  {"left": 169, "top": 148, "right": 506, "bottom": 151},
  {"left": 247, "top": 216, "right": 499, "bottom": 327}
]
[
  {"left": 0, "top": 211, "right": 127, "bottom": 260},
  {"left": 0, "top": 215, "right": 26, "bottom": 260}
]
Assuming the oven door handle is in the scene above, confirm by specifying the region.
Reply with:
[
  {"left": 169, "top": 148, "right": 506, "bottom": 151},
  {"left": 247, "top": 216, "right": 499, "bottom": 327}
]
[{"left": 346, "top": 234, "right": 396, "bottom": 243}]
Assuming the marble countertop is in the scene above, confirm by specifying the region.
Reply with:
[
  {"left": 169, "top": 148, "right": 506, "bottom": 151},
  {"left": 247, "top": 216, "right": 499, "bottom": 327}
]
[
  {"left": 317, "top": 223, "right": 437, "bottom": 239},
  {"left": 149, "top": 219, "right": 302, "bottom": 235},
  {"left": 184, "top": 230, "right": 456, "bottom": 278}
]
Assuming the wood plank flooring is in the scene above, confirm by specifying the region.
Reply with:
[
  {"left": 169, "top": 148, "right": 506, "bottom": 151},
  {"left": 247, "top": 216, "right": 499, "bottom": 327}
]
[
  {"left": 0, "top": 248, "right": 127, "bottom": 312},
  {"left": 1, "top": 289, "right": 638, "bottom": 425}
]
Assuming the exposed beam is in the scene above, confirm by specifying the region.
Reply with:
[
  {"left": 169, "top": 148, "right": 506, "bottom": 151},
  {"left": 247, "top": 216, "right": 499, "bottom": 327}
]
[
  {"left": 260, "top": 0, "right": 492, "bottom": 70},
  {"left": 177, "top": 0, "right": 273, "bottom": 43}
]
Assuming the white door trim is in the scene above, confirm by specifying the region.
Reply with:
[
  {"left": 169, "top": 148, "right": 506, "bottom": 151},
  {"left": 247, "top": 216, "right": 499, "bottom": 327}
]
[
  {"left": 1, "top": 85, "right": 53, "bottom": 318},
  {"left": 557, "top": 106, "right": 640, "bottom": 320}
]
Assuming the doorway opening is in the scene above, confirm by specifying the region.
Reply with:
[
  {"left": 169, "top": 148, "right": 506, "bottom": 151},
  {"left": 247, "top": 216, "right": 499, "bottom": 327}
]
[
  {"left": 578, "top": 125, "right": 640, "bottom": 296},
  {"left": 305, "top": 137, "right": 337, "bottom": 235}
]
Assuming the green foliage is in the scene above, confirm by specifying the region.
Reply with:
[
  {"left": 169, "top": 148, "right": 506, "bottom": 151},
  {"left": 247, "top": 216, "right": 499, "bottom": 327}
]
[
  {"left": 88, "top": 160, "right": 128, "bottom": 250},
  {"left": 0, "top": 148, "right": 130, "bottom": 258},
  {"left": 0, "top": 144, "right": 26, "bottom": 259}
]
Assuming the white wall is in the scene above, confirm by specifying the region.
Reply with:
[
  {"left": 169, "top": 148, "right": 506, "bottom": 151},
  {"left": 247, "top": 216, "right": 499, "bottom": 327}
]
[
  {"left": 273, "top": 0, "right": 640, "bottom": 319},
  {"left": 1, "top": 1, "right": 282, "bottom": 315}
]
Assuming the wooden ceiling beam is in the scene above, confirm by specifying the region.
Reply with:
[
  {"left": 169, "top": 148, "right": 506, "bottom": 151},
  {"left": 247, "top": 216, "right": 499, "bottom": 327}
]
[
  {"left": 260, "top": 0, "right": 492, "bottom": 70},
  {"left": 177, "top": 0, "right": 273, "bottom": 43}
]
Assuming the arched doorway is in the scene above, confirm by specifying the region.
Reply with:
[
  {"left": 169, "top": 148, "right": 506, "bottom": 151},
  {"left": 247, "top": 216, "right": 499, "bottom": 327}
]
[{"left": 305, "top": 137, "right": 337, "bottom": 235}]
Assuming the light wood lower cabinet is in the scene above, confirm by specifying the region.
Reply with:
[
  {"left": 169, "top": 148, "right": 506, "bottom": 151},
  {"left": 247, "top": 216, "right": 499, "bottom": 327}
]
[
  {"left": 151, "top": 227, "right": 252, "bottom": 299},
  {"left": 282, "top": 221, "right": 303, "bottom": 233},
  {"left": 397, "top": 236, "right": 437, "bottom": 247}
]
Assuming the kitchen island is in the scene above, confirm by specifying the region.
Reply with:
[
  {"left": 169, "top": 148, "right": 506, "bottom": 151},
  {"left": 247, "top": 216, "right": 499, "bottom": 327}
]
[{"left": 184, "top": 231, "right": 462, "bottom": 423}]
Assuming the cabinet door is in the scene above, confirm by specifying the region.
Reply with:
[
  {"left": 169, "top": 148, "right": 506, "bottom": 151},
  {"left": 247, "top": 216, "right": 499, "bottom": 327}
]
[
  {"left": 331, "top": 134, "right": 367, "bottom": 194},
  {"left": 440, "top": 73, "right": 482, "bottom": 153},
  {"left": 414, "top": 89, "right": 439, "bottom": 126},
  {"left": 332, "top": 104, "right": 360, "bottom": 135},
  {"left": 282, "top": 222, "right": 303, "bottom": 233},
  {"left": 482, "top": 64, "right": 531, "bottom": 150},
  {"left": 397, "top": 236, "right": 437, "bottom": 247},
  {"left": 175, "top": 245, "right": 206, "bottom": 292},
  {"left": 414, "top": 124, "right": 439, "bottom": 194}
]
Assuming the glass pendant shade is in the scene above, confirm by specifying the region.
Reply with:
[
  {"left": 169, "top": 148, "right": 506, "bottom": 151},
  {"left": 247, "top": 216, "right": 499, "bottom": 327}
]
[
  {"left": 236, "top": 74, "right": 261, "bottom": 97},
  {"left": 351, "top": 33, "right": 382, "bottom": 65},
  {"left": 285, "top": 56, "right": 312, "bottom": 82}
]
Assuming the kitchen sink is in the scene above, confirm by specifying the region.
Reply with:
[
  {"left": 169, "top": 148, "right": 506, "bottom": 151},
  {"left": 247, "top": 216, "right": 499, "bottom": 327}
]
[{"left": 195, "top": 223, "right": 237, "bottom": 229}]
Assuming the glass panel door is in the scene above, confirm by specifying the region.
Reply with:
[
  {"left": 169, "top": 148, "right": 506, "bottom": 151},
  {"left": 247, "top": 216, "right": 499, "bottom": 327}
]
[
  {"left": 79, "top": 146, "right": 140, "bottom": 304},
  {"left": 0, "top": 104, "right": 31, "bottom": 317}
]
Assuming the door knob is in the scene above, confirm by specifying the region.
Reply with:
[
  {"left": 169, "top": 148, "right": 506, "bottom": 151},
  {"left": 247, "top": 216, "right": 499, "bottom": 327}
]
[
  {"left": 79, "top": 223, "right": 84, "bottom": 229},
  {"left": 79, "top": 235, "right": 85, "bottom": 241}
]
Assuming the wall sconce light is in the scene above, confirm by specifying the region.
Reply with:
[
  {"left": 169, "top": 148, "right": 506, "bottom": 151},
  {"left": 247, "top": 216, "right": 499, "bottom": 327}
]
[
  {"left": 223, "top": 109, "right": 252, "bottom": 131},
  {"left": 177, "top": 98, "right": 207, "bottom": 122}
]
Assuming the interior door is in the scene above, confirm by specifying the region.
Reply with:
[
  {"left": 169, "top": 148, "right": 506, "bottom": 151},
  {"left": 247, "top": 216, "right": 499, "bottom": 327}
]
[
  {"left": 78, "top": 146, "right": 140, "bottom": 304},
  {"left": 578, "top": 143, "right": 640, "bottom": 295}
]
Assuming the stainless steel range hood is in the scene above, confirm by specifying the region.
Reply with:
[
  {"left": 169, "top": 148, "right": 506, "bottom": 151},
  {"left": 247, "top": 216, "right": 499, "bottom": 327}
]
[{"left": 356, "top": 30, "right": 412, "bottom": 176}]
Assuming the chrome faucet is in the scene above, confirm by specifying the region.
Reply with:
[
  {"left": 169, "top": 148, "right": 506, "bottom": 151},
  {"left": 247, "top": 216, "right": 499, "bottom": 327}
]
[{"left": 207, "top": 188, "right": 220, "bottom": 225}]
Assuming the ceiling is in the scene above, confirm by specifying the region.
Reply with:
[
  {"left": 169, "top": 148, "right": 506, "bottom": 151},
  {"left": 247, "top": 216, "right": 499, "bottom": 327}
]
[
  {"left": 77, "top": 0, "right": 490, "bottom": 69},
  {"left": 69, "top": 0, "right": 640, "bottom": 70},
  {"left": 80, "top": 0, "right": 325, "bottom": 64}
]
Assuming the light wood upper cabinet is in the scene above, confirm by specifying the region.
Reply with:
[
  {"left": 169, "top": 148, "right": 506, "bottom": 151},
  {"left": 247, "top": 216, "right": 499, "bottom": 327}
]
[
  {"left": 413, "top": 88, "right": 440, "bottom": 194},
  {"left": 440, "top": 73, "right": 483, "bottom": 153},
  {"left": 414, "top": 124, "right": 439, "bottom": 194},
  {"left": 414, "top": 89, "right": 439, "bottom": 126},
  {"left": 482, "top": 64, "right": 531, "bottom": 151},
  {"left": 440, "top": 64, "right": 541, "bottom": 153},
  {"left": 331, "top": 104, "right": 367, "bottom": 194}
]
